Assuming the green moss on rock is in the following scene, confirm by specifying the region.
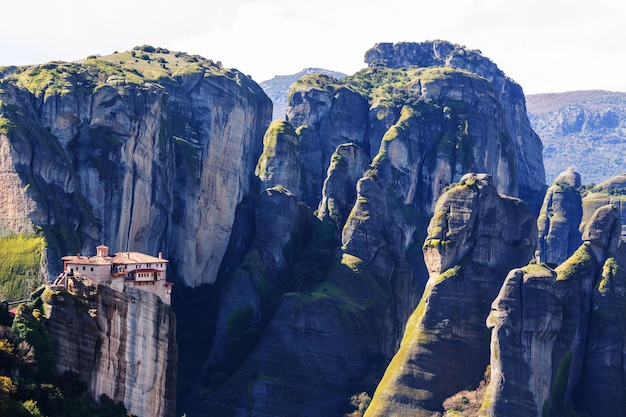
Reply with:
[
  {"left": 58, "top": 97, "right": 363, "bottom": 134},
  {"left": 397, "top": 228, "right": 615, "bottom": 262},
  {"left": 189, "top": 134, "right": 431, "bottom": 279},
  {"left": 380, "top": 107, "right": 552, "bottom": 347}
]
[
  {"left": 0, "top": 233, "right": 45, "bottom": 301},
  {"left": 555, "top": 244, "right": 592, "bottom": 281}
]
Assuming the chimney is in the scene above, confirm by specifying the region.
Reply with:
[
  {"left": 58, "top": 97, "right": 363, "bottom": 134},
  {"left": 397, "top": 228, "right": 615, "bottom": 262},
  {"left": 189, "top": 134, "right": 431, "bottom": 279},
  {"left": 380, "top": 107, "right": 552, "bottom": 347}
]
[
  {"left": 96, "top": 245, "right": 109, "bottom": 257},
  {"left": 158, "top": 252, "right": 163, "bottom": 259}
]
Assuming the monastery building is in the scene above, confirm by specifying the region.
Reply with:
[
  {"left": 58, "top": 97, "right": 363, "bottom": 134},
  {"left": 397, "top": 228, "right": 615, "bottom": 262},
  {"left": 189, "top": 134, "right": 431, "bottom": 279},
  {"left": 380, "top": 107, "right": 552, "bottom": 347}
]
[{"left": 60, "top": 244, "right": 172, "bottom": 304}]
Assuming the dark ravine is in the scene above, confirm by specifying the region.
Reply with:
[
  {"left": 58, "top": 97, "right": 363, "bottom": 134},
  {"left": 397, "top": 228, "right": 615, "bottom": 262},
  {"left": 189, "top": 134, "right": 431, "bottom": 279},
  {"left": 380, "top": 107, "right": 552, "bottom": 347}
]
[{"left": 0, "top": 40, "right": 625, "bottom": 417}]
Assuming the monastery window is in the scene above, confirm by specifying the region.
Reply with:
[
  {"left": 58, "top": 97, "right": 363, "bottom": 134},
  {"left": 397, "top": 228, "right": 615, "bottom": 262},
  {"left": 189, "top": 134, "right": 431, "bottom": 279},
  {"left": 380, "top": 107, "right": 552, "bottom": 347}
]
[{"left": 91, "top": 267, "right": 93, "bottom": 271}]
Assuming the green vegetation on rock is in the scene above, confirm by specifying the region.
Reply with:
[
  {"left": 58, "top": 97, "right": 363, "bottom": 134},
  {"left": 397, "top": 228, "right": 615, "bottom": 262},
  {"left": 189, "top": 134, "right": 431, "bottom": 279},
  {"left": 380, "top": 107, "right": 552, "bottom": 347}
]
[
  {"left": 4, "top": 44, "right": 250, "bottom": 100},
  {"left": 555, "top": 244, "right": 593, "bottom": 281},
  {"left": 0, "top": 234, "right": 45, "bottom": 301},
  {"left": 597, "top": 257, "right": 619, "bottom": 294},
  {"left": 343, "top": 66, "right": 487, "bottom": 108}
]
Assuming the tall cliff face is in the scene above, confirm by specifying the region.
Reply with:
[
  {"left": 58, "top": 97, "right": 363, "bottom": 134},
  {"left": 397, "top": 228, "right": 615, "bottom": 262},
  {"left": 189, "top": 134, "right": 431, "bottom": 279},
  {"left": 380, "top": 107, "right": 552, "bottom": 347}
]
[
  {"left": 0, "top": 47, "right": 272, "bottom": 286},
  {"left": 483, "top": 264, "right": 561, "bottom": 417},
  {"left": 364, "top": 174, "right": 536, "bottom": 417},
  {"left": 481, "top": 204, "right": 626, "bottom": 417},
  {"left": 285, "top": 75, "right": 371, "bottom": 207},
  {"left": 42, "top": 276, "right": 177, "bottom": 417}
]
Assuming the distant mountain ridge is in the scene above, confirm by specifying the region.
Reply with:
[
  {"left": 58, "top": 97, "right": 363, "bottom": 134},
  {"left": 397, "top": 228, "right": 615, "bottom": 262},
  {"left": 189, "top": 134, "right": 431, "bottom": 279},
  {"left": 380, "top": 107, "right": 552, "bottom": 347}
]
[
  {"left": 260, "top": 67, "right": 346, "bottom": 120},
  {"left": 526, "top": 90, "right": 626, "bottom": 184}
]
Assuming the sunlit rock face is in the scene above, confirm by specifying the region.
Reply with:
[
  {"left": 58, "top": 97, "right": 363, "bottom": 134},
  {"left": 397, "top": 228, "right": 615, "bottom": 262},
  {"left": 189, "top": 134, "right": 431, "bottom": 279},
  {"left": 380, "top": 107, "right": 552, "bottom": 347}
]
[
  {"left": 186, "top": 39, "right": 551, "bottom": 417},
  {"left": 482, "top": 204, "right": 626, "bottom": 417},
  {"left": 0, "top": 50, "right": 271, "bottom": 286},
  {"left": 44, "top": 275, "right": 177, "bottom": 417},
  {"left": 580, "top": 173, "right": 626, "bottom": 241}
]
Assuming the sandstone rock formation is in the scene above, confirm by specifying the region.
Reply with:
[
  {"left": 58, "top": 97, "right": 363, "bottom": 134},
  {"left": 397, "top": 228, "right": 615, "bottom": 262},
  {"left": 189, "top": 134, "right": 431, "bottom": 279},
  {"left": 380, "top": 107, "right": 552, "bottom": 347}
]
[
  {"left": 536, "top": 167, "right": 583, "bottom": 266},
  {"left": 185, "top": 40, "right": 552, "bottom": 416},
  {"left": 365, "top": 174, "right": 537, "bottom": 417},
  {"left": 0, "top": 47, "right": 272, "bottom": 286},
  {"left": 482, "top": 264, "right": 561, "bottom": 417},
  {"left": 364, "top": 40, "right": 546, "bottom": 207},
  {"left": 285, "top": 75, "right": 371, "bottom": 207},
  {"left": 44, "top": 275, "right": 177, "bottom": 417},
  {"left": 481, "top": 204, "right": 626, "bottom": 417},
  {"left": 255, "top": 121, "right": 301, "bottom": 196},
  {"left": 317, "top": 143, "right": 370, "bottom": 232},
  {"left": 0, "top": 42, "right": 565, "bottom": 417}
]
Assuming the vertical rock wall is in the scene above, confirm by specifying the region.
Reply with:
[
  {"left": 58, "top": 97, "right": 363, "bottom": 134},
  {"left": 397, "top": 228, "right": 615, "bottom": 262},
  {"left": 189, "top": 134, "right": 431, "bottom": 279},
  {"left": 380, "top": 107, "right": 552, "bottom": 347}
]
[
  {"left": 0, "top": 52, "right": 272, "bottom": 287},
  {"left": 45, "top": 276, "right": 177, "bottom": 417}
]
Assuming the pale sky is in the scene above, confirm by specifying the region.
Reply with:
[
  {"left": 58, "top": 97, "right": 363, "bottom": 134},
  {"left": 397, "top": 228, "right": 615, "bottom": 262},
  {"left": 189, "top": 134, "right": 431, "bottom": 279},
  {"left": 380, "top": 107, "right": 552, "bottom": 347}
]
[{"left": 1, "top": 0, "right": 624, "bottom": 95}]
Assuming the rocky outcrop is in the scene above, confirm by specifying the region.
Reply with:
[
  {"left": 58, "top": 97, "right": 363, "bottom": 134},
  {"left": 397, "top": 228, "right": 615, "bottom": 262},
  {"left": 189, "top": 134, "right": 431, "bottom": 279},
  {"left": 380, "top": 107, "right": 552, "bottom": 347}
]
[
  {"left": 44, "top": 275, "right": 177, "bottom": 417},
  {"left": 481, "top": 204, "right": 626, "bottom": 417},
  {"left": 482, "top": 264, "right": 561, "bottom": 417},
  {"left": 365, "top": 174, "right": 536, "bottom": 417},
  {"left": 580, "top": 173, "right": 626, "bottom": 241},
  {"left": 364, "top": 40, "right": 546, "bottom": 207},
  {"left": 536, "top": 167, "right": 583, "bottom": 266},
  {"left": 187, "top": 41, "right": 552, "bottom": 417},
  {"left": 0, "top": 47, "right": 272, "bottom": 286},
  {"left": 255, "top": 120, "right": 301, "bottom": 195},
  {"left": 285, "top": 75, "right": 370, "bottom": 207},
  {"left": 317, "top": 143, "right": 370, "bottom": 232}
]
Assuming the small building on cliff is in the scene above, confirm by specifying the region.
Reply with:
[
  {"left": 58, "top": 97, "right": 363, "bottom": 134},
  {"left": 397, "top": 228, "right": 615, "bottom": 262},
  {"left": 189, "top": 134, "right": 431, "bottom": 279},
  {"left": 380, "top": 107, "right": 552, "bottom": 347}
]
[{"left": 60, "top": 245, "right": 172, "bottom": 304}]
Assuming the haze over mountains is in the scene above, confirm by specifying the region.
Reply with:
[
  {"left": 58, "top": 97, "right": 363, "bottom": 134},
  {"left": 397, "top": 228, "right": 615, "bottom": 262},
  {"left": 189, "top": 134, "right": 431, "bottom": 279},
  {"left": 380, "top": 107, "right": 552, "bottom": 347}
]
[{"left": 0, "top": 40, "right": 625, "bottom": 417}]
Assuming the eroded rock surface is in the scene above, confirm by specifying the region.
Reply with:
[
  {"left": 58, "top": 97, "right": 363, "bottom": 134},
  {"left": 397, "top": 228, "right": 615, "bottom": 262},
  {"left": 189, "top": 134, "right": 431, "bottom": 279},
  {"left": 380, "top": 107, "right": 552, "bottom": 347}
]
[
  {"left": 482, "top": 204, "right": 626, "bottom": 417},
  {"left": 0, "top": 49, "right": 271, "bottom": 286},
  {"left": 580, "top": 173, "right": 626, "bottom": 240},
  {"left": 483, "top": 264, "right": 561, "bottom": 417},
  {"left": 365, "top": 174, "right": 536, "bottom": 417},
  {"left": 364, "top": 40, "right": 546, "bottom": 207},
  {"left": 536, "top": 167, "right": 583, "bottom": 266},
  {"left": 44, "top": 276, "right": 177, "bottom": 417}
]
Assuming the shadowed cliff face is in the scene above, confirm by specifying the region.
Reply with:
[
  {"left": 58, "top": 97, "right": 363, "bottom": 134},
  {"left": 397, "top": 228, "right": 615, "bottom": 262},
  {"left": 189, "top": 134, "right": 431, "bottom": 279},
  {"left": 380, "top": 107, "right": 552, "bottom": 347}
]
[
  {"left": 0, "top": 48, "right": 272, "bottom": 287},
  {"left": 536, "top": 167, "right": 583, "bottom": 266},
  {"left": 364, "top": 40, "right": 546, "bottom": 207}
]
